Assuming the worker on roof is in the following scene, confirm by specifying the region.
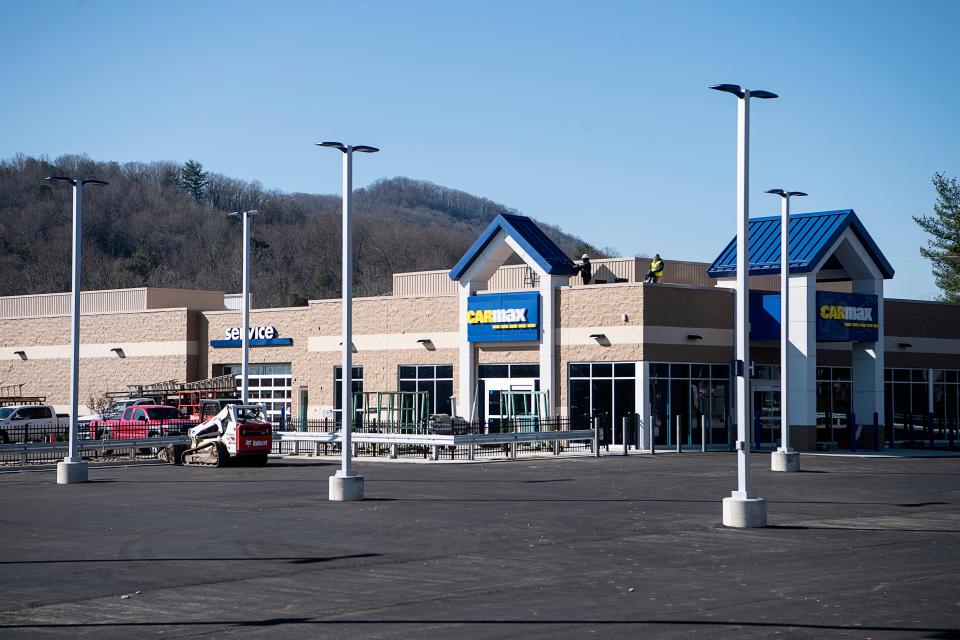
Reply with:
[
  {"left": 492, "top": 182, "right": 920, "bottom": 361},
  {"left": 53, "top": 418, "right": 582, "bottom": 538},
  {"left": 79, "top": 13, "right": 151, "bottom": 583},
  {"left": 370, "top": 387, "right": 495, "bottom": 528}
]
[
  {"left": 644, "top": 254, "right": 664, "bottom": 283},
  {"left": 575, "top": 254, "right": 592, "bottom": 285}
]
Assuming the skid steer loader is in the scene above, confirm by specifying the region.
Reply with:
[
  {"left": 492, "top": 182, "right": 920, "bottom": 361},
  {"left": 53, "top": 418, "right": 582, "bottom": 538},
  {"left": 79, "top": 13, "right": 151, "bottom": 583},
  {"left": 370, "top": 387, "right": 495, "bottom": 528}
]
[{"left": 159, "top": 403, "right": 272, "bottom": 467}]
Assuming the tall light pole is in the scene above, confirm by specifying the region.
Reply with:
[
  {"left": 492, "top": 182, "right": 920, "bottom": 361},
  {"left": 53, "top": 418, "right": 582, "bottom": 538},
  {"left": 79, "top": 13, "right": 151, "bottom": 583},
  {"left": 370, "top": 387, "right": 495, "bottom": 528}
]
[
  {"left": 317, "top": 141, "right": 379, "bottom": 502},
  {"left": 766, "top": 188, "right": 806, "bottom": 473},
  {"left": 227, "top": 209, "right": 260, "bottom": 404},
  {"left": 710, "top": 83, "right": 777, "bottom": 527},
  {"left": 46, "top": 176, "right": 108, "bottom": 485}
]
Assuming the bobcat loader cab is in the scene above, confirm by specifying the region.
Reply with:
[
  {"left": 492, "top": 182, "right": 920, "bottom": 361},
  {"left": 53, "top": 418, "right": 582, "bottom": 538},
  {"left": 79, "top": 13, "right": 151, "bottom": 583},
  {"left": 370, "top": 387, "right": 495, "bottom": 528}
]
[{"left": 160, "top": 403, "right": 272, "bottom": 467}]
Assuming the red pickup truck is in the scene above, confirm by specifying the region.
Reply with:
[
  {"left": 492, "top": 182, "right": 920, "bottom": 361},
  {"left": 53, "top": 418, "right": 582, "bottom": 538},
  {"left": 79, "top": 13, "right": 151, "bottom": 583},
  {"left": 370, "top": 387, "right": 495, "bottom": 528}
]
[{"left": 89, "top": 405, "right": 197, "bottom": 440}]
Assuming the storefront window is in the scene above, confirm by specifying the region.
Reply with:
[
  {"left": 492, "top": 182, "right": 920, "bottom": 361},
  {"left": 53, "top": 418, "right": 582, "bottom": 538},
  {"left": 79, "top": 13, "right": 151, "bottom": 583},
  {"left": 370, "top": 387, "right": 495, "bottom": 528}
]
[
  {"left": 884, "top": 368, "right": 936, "bottom": 441},
  {"left": 478, "top": 364, "right": 539, "bottom": 379},
  {"left": 645, "top": 363, "right": 730, "bottom": 449},
  {"left": 334, "top": 366, "right": 363, "bottom": 427},
  {"left": 568, "top": 362, "right": 636, "bottom": 442},
  {"left": 398, "top": 365, "right": 454, "bottom": 415}
]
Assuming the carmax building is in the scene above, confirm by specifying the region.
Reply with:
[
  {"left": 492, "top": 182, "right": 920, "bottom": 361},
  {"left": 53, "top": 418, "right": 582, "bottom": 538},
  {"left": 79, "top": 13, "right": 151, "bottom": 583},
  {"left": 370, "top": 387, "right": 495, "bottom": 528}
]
[{"left": 2, "top": 211, "right": 959, "bottom": 451}]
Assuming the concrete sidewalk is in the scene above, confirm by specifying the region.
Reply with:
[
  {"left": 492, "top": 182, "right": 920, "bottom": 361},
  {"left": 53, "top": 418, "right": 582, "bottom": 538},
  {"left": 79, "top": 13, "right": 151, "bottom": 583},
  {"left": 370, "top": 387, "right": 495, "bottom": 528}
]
[{"left": 0, "top": 453, "right": 957, "bottom": 639}]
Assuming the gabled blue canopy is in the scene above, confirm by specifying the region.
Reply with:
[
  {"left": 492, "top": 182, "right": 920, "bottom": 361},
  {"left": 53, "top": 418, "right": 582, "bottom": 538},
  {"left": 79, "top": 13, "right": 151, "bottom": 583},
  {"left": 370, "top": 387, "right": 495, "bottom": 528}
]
[
  {"left": 448, "top": 213, "right": 578, "bottom": 281},
  {"left": 706, "top": 210, "right": 894, "bottom": 279}
]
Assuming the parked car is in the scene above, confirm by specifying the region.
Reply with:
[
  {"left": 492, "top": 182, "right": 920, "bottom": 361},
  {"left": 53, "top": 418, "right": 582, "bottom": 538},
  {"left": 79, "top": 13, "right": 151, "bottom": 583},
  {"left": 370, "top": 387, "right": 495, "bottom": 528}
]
[
  {"left": 0, "top": 405, "right": 64, "bottom": 443},
  {"left": 77, "top": 398, "right": 157, "bottom": 426},
  {"left": 89, "top": 405, "right": 196, "bottom": 440}
]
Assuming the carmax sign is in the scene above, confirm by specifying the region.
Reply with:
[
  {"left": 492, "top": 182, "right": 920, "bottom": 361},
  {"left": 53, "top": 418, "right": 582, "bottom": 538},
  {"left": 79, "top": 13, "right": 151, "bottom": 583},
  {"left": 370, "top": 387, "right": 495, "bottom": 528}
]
[
  {"left": 816, "top": 292, "right": 879, "bottom": 342},
  {"left": 466, "top": 292, "right": 540, "bottom": 342}
]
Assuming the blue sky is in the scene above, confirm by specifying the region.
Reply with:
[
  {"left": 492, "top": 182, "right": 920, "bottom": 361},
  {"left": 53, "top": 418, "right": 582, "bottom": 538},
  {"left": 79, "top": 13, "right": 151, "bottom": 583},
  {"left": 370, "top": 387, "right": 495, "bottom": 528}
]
[{"left": 2, "top": 0, "right": 958, "bottom": 299}]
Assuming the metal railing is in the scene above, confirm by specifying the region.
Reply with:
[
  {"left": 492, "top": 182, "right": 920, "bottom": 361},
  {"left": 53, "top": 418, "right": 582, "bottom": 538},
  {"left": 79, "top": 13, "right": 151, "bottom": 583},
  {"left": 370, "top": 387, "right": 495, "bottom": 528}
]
[
  {"left": 273, "top": 416, "right": 596, "bottom": 460},
  {"left": 0, "top": 435, "right": 189, "bottom": 464},
  {"left": 0, "top": 419, "right": 198, "bottom": 464}
]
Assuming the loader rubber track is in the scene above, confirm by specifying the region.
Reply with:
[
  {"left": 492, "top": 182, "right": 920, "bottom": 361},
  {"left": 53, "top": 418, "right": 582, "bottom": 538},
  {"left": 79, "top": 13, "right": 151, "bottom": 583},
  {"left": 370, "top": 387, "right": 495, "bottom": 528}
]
[{"left": 180, "top": 441, "right": 228, "bottom": 467}]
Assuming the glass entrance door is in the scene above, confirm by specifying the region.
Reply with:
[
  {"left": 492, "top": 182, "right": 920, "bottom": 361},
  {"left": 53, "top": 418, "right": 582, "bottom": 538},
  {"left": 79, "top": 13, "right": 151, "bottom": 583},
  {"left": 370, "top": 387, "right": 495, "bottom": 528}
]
[
  {"left": 752, "top": 383, "right": 780, "bottom": 448},
  {"left": 485, "top": 378, "right": 536, "bottom": 431}
]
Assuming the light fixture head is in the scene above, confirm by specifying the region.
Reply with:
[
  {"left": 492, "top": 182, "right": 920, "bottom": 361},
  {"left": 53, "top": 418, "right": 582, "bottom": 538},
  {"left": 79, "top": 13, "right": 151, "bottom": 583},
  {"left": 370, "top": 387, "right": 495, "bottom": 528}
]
[
  {"left": 13, "top": 350, "right": 26, "bottom": 360},
  {"left": 898, "top": 342, "right": 912, "bottom": 349},
  {"left": 710, "top": 83, "right": 744, "bottom": 98},
  {"left": 709, "top": 85, "right": 777, "bottom": 100},
  {"left": 227, "top": 209, "right": 259, "bottom": 220},
  {"left": 687, "top": 334, "right": 703, "bottom": 341},
  {"left": 352, "top": 145, "right": 379, "bottom": 153},
  {"left": 46, "top": 176, "right": 76, "bottom": 185},
  {"left": 110, "top": 347, "right": 126, "bottom": 358},
  {"left": 317, "top": 141, "right": 348, "bottom": 152}
]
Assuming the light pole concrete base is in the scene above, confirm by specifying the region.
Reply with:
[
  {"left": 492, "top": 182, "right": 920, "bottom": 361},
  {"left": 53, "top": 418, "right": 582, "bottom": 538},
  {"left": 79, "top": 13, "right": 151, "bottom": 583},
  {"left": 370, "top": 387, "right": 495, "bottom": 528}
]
[
  {"left": 57, "top": 460, "right": 88, "bottom": 484},
  {"left": 722, "top": 495, "right": 767, "bottom": 528},
  {"left": 329, "top": 473, "right": 364, "bottom": 501},
  {"left": 771, "top": 449, "right": 800, "bottom": 472}
]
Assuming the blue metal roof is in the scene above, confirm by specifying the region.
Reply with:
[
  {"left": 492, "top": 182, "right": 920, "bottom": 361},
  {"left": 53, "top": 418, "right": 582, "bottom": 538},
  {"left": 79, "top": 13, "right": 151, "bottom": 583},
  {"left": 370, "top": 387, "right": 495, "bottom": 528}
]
[
  {"left": 706, "top": 209, "right": 895, "bottom": 279},
  {"left": 449, "top": 213, "right": 578, "bottom": 281}
]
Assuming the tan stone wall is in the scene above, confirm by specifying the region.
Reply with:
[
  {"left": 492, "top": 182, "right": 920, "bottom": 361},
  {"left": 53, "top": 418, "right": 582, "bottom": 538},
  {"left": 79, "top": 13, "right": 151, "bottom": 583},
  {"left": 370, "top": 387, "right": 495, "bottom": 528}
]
[
  {"left": 641, "top": 284, "right": 733, "bottom": 328},
  {"left": 0, "top": 309, "right": 193, "bottom": 412},
  {"left": 8, "top": 284, "right": 960, "bottom": 420},
  {"left": 203, "top": 295, "right": 460, "bottom": 418},
  {"left": 886, "top": 299, "right": 960, "bottom": 339},
  {"left": 557, "top": 283, "right": 643, "bottom": 328}
]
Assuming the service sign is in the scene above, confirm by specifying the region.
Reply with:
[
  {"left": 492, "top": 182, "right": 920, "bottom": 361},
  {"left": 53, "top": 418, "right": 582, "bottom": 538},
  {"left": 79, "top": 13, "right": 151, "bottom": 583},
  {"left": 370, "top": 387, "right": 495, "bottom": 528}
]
[
  {"left": 816, "top": 292, "right": 880, "bottom": 342},
  {"left": 467, "top": 292, "right": 540, "bottom": 343},
  {"left": 210, "top": 326, "right": 293, "bottom": 348}
]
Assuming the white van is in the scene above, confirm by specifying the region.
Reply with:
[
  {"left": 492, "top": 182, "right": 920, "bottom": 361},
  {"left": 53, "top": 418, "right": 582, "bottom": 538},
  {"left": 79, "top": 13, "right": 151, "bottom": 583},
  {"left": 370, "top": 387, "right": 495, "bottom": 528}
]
[{"left": 0, "top": 405, "right": 62, "bottom": 443}]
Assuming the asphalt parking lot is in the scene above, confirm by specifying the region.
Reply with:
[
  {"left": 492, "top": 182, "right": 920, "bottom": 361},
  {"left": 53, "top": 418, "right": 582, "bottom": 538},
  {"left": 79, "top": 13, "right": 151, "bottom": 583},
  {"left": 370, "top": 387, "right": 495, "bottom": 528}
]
[{"left": 1, "top": 452, "right": 958, "bottom": 639}]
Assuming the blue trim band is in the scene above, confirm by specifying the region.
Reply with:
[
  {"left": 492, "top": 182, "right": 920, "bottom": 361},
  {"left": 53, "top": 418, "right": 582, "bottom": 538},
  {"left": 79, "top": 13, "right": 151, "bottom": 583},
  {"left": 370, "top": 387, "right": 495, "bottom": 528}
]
[{"left": 210, "top": 338, "right": 294, "bottom": 348}]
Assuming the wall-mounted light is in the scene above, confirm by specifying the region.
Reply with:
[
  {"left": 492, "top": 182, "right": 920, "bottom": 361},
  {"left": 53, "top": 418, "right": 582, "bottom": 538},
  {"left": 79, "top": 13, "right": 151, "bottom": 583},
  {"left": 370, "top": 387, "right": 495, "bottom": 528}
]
[
  {"left": 898, "top": 342, "right": 912, "bottom": 349},
  {"left": 416, "top": 338, "right": 436, "bottom": 351},
  {"left": 589, "top": 333, "right": 611, "bottom": 347},
  {"left": 13, "top": 350, "right": 26, "bottom": 360},
  {"left": 110, "top": 347, "right": 126, "bottom": 358},
  {"left": 687, "top": 334, "right": 703, "bottom": 341}
]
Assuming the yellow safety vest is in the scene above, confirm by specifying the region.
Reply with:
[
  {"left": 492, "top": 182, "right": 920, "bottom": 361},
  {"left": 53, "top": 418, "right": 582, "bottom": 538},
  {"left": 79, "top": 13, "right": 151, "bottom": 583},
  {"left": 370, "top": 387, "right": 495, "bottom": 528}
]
[{"left": 652, "top": 259, "right": 664, "bottom": 276}]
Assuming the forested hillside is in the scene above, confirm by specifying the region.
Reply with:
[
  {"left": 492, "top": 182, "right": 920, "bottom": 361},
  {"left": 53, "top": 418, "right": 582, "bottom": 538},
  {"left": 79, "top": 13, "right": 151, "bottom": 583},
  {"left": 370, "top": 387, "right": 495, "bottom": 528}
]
[{"left": 0, "top": 155, "right": 605, "bottom": 308}]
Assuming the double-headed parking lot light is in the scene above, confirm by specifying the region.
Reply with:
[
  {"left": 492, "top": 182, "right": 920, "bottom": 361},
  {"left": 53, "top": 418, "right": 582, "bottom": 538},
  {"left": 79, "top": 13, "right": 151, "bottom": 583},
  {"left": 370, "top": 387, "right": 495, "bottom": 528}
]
[
  {"left": 46, "top": 176, "right": 109, "bottom": 485},
  {"left": 226, "top": 209, "right": 260, "bottom": 404},
  {"left": 765, "top": 188, "right": 807, "bottom": 473},
  {"left": 709, "top": 84, "right": 777, "bottom": 527},
  {"left": 317, "top": 141, "right": 379, "bottom": 502}
]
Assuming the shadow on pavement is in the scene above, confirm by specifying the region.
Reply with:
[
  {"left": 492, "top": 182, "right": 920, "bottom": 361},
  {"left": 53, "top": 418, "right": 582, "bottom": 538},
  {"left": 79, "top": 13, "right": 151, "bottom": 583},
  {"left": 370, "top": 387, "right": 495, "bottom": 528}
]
[
  {"left": 1, "top": 617, "right": 958, "bottom": 637},
  {"left": 0, "top": 553, "right": 380, "bottom": 566}
]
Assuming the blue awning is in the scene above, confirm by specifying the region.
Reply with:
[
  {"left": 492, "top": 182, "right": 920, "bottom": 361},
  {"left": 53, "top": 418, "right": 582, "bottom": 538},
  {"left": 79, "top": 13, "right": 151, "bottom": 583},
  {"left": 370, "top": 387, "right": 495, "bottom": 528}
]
[{"left": 706, "top": 210, "right": 894, "bottom": 279}]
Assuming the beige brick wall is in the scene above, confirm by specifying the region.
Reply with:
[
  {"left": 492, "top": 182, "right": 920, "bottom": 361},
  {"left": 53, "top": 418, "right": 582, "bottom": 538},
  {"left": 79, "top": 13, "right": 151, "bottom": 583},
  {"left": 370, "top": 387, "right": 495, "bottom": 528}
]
[
  {"left": 557, "top": 283, "right": 643, "bottom": 328},
  {"left": 0, "top": 309, "right": 193, "bottom": 412},
  {"left": 8, "top": 284, "right": 960, "bottom": 420},
  {"left": 203, "top": 296, "right": 460, "bottom": 418},
  {"left": 641, "top": 284, "right": 733, "bottom": 328}
]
